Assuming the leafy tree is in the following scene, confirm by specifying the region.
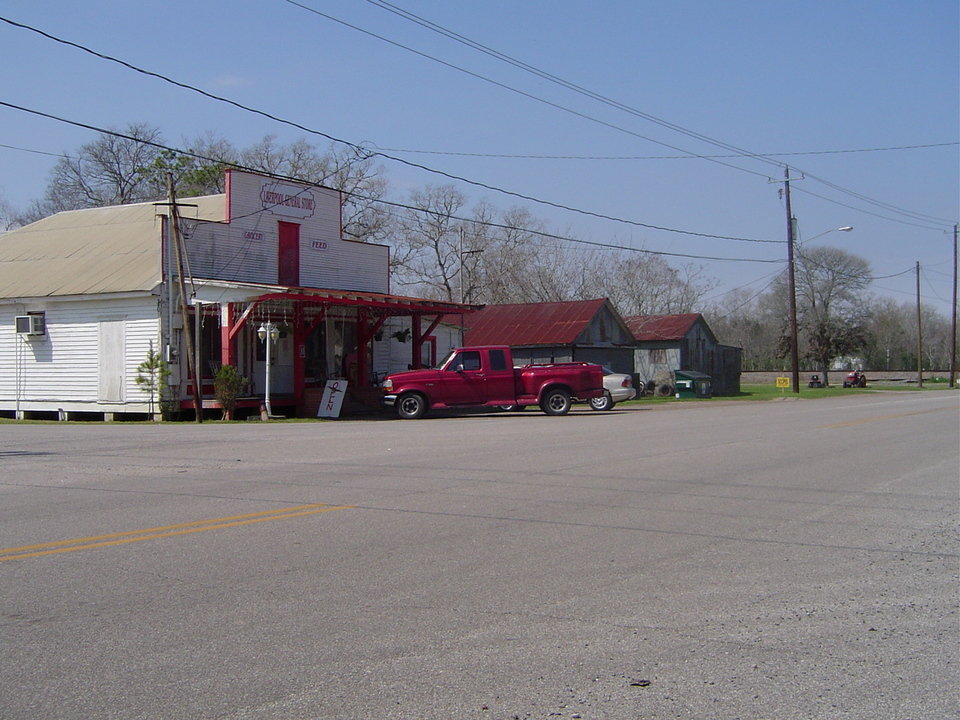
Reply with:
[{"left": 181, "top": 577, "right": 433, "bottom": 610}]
[
  {"left": 861, "top": 297, "right": 912, "bottom": 370},
  {"left": 794, "top": 246, "right": 871, "bottom": 383},
  {"left": 214, "top": 364, "right": 247, "bottom": 421},
  {"left": 804, "top": 317, "right": 868, "bottom": 379},
  {"left": 795, "top": 246, "right": 871, "bottom": 325},
  {"left": 137, "top": 133, "right": 239, "bottom": 198}
]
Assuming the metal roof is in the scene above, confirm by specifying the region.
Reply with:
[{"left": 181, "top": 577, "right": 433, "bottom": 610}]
[
  {"left": 0, "top": 196, "right": 225, "bottom": 299},
  {"left": 462, "top": 298, "right": 610, "bottom": 346},
  {"left": 624, "top": 313, "right": 703, "bottom": 341},
  {"left": 256, "top": 288, "right": 483, "bottom": 316}
]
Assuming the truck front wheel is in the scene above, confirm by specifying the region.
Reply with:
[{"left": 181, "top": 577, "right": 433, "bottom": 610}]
[
  {"left": 540, "top": 388, "right": 572, "bottom": 416},
  {"left": 397, "top": 392, "right": 427, "bottom": 419}
]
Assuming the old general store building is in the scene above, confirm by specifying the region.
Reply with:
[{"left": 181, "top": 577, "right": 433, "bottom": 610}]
[{"left": 0, "top": 170, "right": 477, "bottom": 419}]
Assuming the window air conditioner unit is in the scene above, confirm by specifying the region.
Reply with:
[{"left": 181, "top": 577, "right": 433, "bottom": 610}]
[{"left": 15, "top": 314, "right": 46, "bottom": 336}]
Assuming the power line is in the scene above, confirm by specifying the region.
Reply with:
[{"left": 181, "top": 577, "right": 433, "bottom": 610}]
[
  {"left": 0, "top": 100, "right": 784, "bottom": 266},
  {"left": 0, "top": 142, "right": 71, "bottom": 159},
  {"left": 352, "top": 0, "right": 957, "bottom": 230},
  {"left": 11, "top": 125, "right": 947, "bottom": 169},
  {"left": 791, "top": 184, "right": 950, "bottom": 232},
  {"left": 370, "top": 141, "right": 960, "bottom": 161},
  {"left": 799, "top": 168, "right": 957, "bottom": 226},
  {"left": 280, "top": 0, "right": 778, "bottom": 182},
  {"left": 356, "top": 0, "right": 783, "bottom": 168},
  {"left": 0, "top": 15, "right": 782, "bottom": 246}
]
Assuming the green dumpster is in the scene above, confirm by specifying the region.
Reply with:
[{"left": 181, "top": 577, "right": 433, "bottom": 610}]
[
  {"left": 674, "top": 379, "right": 696, "bottom": 398},
  {"left": 674, "top": 370, "right": 713, "bottom": 399}
]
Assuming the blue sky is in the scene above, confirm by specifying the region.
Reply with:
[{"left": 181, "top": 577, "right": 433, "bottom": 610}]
[{"left": 1, "top": 1, "right": 957, "bottom": 314}]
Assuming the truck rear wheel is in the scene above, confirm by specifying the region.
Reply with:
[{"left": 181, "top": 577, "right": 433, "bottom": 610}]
[
  {"left": 397, "top": 392, "right": 427, "bottom": 419},
  {"left": 540, "top": 388, "right": 572, "bottom": 416}
]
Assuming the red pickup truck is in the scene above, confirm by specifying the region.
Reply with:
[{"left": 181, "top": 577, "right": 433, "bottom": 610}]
[{"left": 381, "top": 346, "right": 605, "bottom": 419}]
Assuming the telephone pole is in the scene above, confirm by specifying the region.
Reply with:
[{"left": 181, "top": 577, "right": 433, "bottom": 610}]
[
  {"left": 950, "top": 224, "right": 957, "bottom": 388},
  {"left": 783, "top": 167, "right": 801, "bottom": 394},
  {"left": 167, "top": 173, "right": 203, "bottom": 422},
  {"left": 916, "top": 261, "right": 923, "bottom": 389}
]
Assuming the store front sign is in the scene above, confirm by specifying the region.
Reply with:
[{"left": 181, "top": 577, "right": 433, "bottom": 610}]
[{"left": 260, "top": 181, "right": 316, "bottom": 219}]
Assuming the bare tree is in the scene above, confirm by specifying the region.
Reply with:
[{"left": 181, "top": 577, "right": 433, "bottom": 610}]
[
  {"left": 326, "top": 145, "right": 392, "bottom": 245},
  {"left": 43, "top": 123, "right": 167, "bottom": 212},
  {"left": 594, "top": 252, "right": 714, "bottom": 317},
  {"left": 392, "top": 185, "right": 467, "bottom": 300},
  {"left": 705, "top": 287, "right": 783, "bottom": 370},
  {"left": 476, "top": 206, "right": 548, "bottom": 303},
  {"left": 861, "top": 297, "right": 910, "bottom": 370},
  {"left": 240, "top": 136, "right": 329, "bottom": 180},
  {"left": 0, "top": 193, "right": 16, "bottom": 230}
]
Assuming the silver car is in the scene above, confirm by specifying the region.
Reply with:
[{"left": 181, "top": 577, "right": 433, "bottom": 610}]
[{"left": 589, "top": 367, "right": 636, "bottom": 411}]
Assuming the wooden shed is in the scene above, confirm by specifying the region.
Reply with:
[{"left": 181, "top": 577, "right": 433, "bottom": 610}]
[{"left": 625, "top": 313, "right": 742, "bottom": 395}]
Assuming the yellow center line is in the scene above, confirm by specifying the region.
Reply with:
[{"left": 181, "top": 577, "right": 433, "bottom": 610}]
[
  {"left": 0, "top": 503, "right": 354, "bottom": 563},
  {"left": 820, "top": 405, "right": 957, "bottom": 429}
]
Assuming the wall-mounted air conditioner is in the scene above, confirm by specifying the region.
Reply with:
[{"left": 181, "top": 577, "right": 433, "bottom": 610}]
[{"left": 15, "top": 314, "right": 46, "bottom": 336}]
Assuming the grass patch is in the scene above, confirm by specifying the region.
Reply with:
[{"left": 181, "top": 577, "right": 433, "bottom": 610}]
[{"left": 621, "top": 381, "right": 953, "bottom": 405}]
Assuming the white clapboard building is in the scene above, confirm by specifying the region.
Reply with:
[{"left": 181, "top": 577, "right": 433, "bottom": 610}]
[{"left": 0, "top": 170, "right": 479, "bottom": 419}]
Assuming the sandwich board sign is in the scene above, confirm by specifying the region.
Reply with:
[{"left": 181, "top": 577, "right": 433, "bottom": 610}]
[{"left": 318, "top": 380, "right": 347, "bottom": 418}]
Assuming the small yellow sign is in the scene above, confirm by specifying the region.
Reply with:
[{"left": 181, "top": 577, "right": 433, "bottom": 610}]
[{"left": 775, "top": 376, "right": 791, "bottom": 388}]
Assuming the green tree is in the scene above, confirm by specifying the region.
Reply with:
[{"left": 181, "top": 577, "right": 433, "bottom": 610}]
[
  {"left": 804, "top": 317, "right": 868, "bottom": 379},
  {"left": 214, "top": 364, "right": 247, "bottom": 421},
  {"left": 134, "top": 342, "right": 171, "bottom": 421}
]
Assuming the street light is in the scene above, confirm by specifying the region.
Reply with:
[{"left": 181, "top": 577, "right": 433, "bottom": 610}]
[
  {"left": 257, "top": 322, "right": 280, "bottom": 417},
  {"left": 799, "top": 225, "right": 854, "bottom": 246}
]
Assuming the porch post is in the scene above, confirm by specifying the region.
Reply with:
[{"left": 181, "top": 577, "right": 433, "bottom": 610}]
[
  {"left": 411, "top": 312, "right": 424, "bottom": 369},
  {"left": 355, "top": 308, "right": 370, "bottom": 388},
  {"left": 292, "top": 302, "right": 305, "bottom": 407},
  {"left": 220, "top": 303, "right": 235, "bottom": 367}
]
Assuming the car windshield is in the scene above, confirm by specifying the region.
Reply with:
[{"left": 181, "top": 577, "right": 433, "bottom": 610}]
[
  {"left": 600, "top": 366, "right": 614, "bottom": 375},
  {"left": 437, "top": 349, "right": 459, "bottom": 370}
]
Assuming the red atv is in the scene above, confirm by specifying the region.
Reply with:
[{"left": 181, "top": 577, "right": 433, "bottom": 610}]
[{"left": 842, "top": 370, "right": 867, "bottom": 388}]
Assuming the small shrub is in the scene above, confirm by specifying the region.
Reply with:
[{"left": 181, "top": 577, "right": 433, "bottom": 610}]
[{"left": 214, "top": 364, "right": 246, "bottom": 420}]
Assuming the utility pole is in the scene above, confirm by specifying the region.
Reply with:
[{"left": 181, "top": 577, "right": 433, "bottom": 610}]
[
  {"left": 950, "top": 224, "right": 958, "bottom": 388},
  {"left": 167, "top": 173, "right": 203, "bottom": 422},
  {"left": 783, "top": 167, "right": 801, "bottom": 394},
  {"left": 916, "top": 261, "right": 923, "bottom": 389}
]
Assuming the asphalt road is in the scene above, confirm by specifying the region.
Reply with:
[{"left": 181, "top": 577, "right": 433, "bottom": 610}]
[{"left": 1, "top": 390, "right": 958, "bottom": 720}]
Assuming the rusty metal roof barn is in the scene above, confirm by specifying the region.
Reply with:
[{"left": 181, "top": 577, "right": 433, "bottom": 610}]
[
  {"left": 462, "top": 298, "right": 612, "bottom": 346},
  {"left": 624, "top": 313, "right": 714, "bottom": 342}
]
